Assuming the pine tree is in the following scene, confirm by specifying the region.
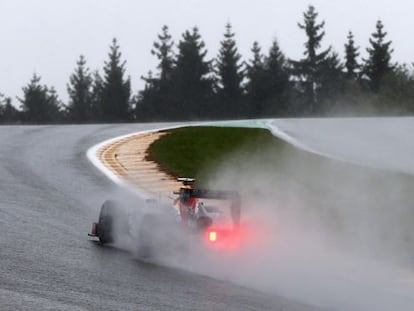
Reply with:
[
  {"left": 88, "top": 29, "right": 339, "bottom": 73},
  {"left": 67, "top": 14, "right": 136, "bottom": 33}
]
[
  {"left": 67, "top": 55, "right": 93, "bottom": 122},
  {"left": 377, "top": 64, "right": 414, "bottom": 113},
  {"left": 363, "top": 20, "right": 394, "bottom": 92},
  {"left": 0, "top": 94, "right": 19, "bottom": 123},
  {"left": 47, "top": 87, "right": 63, "bottom": 120},
  {"left": 291, "top": 5, "right": 331, "bottom": 113},
  {"left": 344, "top": 31, "right": 360, "bottom": 80},
  {"left": 318, "top": 52, "right": 345, "bottom": 112},
  {"left": 263, "top": 39, "right": 290, "bottom": 115},
  {"left": 172, "top": 27, "right": 213, "bottom": 119},
  {"left": 216, "top": 23, "right": 244, "bottom": 117},
  {"left": 135, "top": 71, "right": 160, "bottom": 120},
  {"left": 151, "top": 25, "right": 175, "bottom": 84},
  {"left": 18, "top": 73, "right": 62, "bottom": 123},
  {"left": 245, "top": 41, "right": 267, "bottom": 117},
  {"left": 100, "top": 38, "right": 131, "bottom": 122},
  {"left": 90, "top": 70, "right": 104, "bottom": 121},
  {"left": 137, "top": 25, "right": 176, "bottom": 120}
]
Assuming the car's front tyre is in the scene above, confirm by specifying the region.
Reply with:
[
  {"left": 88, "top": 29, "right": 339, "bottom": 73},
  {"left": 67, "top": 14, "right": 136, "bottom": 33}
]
[{"left": 97, "top": 200, "right": 121, "bottom": 244}]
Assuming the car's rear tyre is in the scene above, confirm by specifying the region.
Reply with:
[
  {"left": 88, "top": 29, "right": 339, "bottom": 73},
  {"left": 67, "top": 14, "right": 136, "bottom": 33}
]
[{"left": 97, "top": 200, "right": 120, "bottom": 244}]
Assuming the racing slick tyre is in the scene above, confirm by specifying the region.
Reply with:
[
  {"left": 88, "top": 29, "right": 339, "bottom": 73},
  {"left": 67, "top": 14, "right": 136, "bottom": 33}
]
[{"left": 97, "top": 200, "right": 125, "bottom": 244}]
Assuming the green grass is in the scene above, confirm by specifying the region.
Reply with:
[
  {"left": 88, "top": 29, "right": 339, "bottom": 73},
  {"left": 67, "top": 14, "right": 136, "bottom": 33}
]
[
  {"left": 146, "top": 126, "right": 287, "bottom": 184},
  {"left": 146, "top": 125, "right": 410, "bottom": 190},
  {"left": 147, "top": 125, "right": 412, "bottom": 190}
]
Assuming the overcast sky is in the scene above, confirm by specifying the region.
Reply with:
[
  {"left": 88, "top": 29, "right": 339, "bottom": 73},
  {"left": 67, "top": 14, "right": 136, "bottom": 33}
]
[{"left": 1, "top": 0, "right": 413, "bottom": 104}]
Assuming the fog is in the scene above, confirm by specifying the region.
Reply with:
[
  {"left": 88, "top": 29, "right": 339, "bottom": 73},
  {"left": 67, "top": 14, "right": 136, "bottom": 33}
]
[
  {"left": 100, "top": 118, "right": 414, "bottom": 310},
  {"left": 3, "top": 0, "right": 414, "bottom": 103},
  {"left": 194, "top": 142, "right": 414, "bottom": 310},
  {"left": 187, "top": 118, "right": 414, "bottom": 310}
]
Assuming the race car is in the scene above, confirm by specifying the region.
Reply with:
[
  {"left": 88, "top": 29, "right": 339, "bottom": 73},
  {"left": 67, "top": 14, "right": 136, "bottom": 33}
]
[
  {"left": 88, "top": 178, "right": 243, "bottom": 255},
  {"left": 173, "top": 178, "right": 242, "bottom": 249}
]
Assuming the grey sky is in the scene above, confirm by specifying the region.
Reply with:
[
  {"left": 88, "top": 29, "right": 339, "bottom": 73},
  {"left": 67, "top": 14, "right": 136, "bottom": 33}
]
[{"left": 1, "top": 0, "right": 413, "bottom": 104}]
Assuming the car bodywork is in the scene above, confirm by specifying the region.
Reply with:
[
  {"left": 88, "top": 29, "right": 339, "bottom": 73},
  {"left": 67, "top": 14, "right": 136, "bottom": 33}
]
[
  {"left": 174, "top": 186, "right": 242, "bottom": 249},
  {"left": 89, "top": 178, "right": 243, "bottom": 254}
]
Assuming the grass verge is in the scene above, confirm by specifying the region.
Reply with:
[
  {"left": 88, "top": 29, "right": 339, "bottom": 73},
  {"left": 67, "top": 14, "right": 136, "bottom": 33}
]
[{"left": 146, "top": 126, "right": 288, "bottom": 184}]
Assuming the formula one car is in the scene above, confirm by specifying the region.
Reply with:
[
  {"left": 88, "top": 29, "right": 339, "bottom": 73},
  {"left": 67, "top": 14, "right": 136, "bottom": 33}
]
[
  {"left": 173, "top": 178, "right": 242, "bottom": 249},
  {"left": 88, "top": 178, "right": 243, "bottom": 255}
]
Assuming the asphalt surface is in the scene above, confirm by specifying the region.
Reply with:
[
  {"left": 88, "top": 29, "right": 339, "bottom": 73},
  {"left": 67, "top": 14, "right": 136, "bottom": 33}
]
[
  {"left": 0, "top": 124, "right": 317, "bottom": 311},
  {"left": 268, "top": 117, "right": 414, "bottom": 174}
]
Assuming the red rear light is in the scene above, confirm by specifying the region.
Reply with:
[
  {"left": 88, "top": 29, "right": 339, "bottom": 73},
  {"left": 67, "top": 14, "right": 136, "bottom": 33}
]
[
  {"left": 204, "top": 224, "right": 261, "bottom": 251},
  {"left": 209, "top": 231, "right": 217, "bottom": 242}
]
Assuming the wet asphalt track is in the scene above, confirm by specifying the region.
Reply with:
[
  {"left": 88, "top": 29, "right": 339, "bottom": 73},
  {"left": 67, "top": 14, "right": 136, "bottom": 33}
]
[{"left": 0, "top": 124, "right": 318, "bottom": 311}]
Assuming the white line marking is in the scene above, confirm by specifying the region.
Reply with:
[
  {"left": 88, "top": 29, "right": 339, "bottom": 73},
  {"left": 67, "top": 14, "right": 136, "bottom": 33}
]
[
  {"left": 85, "top": 120, "right": 315, "bottom": 198},
  {"left": 86, "top": 124, "right": 201, "bottom": 199}
]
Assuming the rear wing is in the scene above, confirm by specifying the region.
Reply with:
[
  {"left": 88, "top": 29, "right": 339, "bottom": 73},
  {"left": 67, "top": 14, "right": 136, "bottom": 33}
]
[
  {"left": 186, "top": 188, "right": 240, "bottom": 200},
  {"left": 177, "top": 177, "right": 196, "bottom": 186},
  {"left": 178, "top": 188, "right": 241, "bottom": 228}
]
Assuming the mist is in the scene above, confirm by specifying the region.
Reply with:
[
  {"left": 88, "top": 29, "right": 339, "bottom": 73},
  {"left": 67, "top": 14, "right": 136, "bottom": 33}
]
[
  {"left": 186, "top": 128, "right": 414, "bottom": 310},
  {"left": 93, "top": 118, "right": 414, "bottom": 310}
]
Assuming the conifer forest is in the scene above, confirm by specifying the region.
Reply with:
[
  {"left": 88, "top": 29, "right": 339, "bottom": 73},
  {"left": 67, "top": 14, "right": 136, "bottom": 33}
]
[{"left": 1, "top": 5, "right": 412, "bottom": 124}]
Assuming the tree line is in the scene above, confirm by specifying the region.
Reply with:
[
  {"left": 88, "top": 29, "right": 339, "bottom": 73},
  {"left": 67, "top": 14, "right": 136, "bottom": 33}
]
[{"left": 1, "top": 5, "right": 412, "bottom": 124}]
